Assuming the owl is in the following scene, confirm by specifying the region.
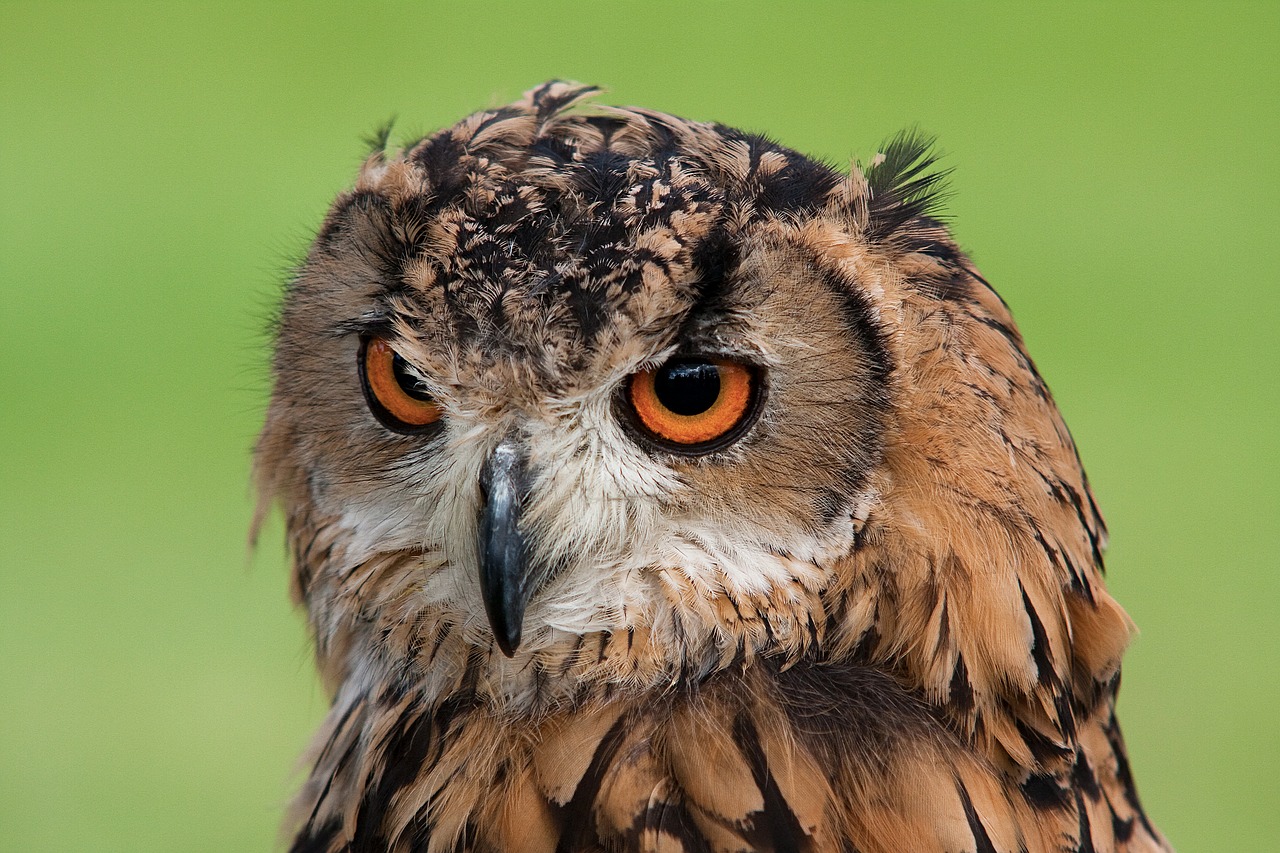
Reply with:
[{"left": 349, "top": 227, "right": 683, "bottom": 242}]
[{"left": 255, "top": 82, "right": 1170, "bottom": 853}]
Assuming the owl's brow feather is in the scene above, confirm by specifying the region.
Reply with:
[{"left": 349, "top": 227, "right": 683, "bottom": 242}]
[{"left": 329, "top": 314, "right": 397, "bottom": 338}]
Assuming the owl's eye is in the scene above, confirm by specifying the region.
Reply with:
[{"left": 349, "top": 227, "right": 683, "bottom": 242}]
[
  {"left": 359, "top": 337, "right": 443, "bottom": 433},
  {"left": 625, "top": 358, "right": 761, "bottom": 452}
]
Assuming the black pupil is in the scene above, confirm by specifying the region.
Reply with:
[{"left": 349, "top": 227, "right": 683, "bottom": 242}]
[
  {"left": 653, "top": 360, "right": 721, "bottom": 416},
  {"left": 391, "top": 352, "right": 433, "bottom": 401}
]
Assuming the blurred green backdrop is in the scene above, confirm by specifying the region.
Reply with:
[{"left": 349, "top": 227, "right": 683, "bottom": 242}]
[{"left": 2, "top": 2, "right": 1276, "bottom": 850}]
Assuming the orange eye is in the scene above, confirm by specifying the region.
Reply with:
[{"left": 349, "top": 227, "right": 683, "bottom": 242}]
[
  {"left": 359, "top": 337, "right": 443, "bottom": 433},
  {"left": 626, "top": 358, "right": 760, "bottom": 452}
]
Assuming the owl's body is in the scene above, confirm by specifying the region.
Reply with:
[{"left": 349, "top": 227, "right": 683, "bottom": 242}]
[{"left": 257, "top": 83, "right": 1169, "bottom": 852}]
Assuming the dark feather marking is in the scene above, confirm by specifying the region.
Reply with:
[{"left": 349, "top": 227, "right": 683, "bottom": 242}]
[
  {"left": 752, "top": 146, "right": 842, "bottom": 215},
  {"left": 582, "top": 113, "right": 630, "bottom": 146},
  {"left": 1072, "top": 751, "right": 1101, "bottom": 801},
  {"left": 527, "top": 80, "right": 602, "bottom": 120},
  {"left": 289, "top": 816, "right": 342, "bottom": 853},
  {"left": 1070, "top": 672, "right": 1117, "bottom": 727},
  {"left": 816, "top": 267, "right": 893, "bottom": 389},
  {"left": 949, "top": 653, "right": 975, "bottom": 717},
  {"left": 956, "top": 782, "right": 999, "bottom": 853},
  {"left": 1021, "top": 770, "right": 1071, "bottom": 810},
  {"left": 688, "top": 225, "right": 739, "bottom": 303},
  {"left": 1019, "top": 581, "right": 1060, "bottom": 692},
  {"left": 671, "top": 225, "right": 739, "bottom": 343},
  {"left": 427, "top": 620, "right": 453, "bottom": 664},
  {"left": 908, "top": 217, "right": 967, "bottom": 268},
  {"left": 1073, "top": 788, "right": 1097, "bottom": 853},
  {"left": 1056, "top": 690, "right": 1079, "bottom": 744},
  {"left": 412, "top": 130, "right": 470, "bottom": 201},
  {"left": 1083, "top": 481, "right": 1109, "bottom": 558},
  {"left": 1102, "top": 710, "right": 1158, "bottom": 839},
  {"left": 468, "top": 106, "right": 524, "bottom": 145},
  {"left": 574, "top": 149, "right": 636, "bottom": 208},
  {"left": 313, "top": 696, "right": 363, "bottom": 768},
  {"left": 1060, "top": 550, "right": 1090, "bottom": 601},
  {"left": 630, "top": 797, "right": 714, "bottom": 853},
  {"left": 772, "top": 659, "right": 940, "bottom": 784},
  {"left": 1101, "top": 789, "right": 1136, "bottom": 843},
  {"left": 529, "top": 133, "right": 580, "bottom": 165},
  {"left": 813, "top": 487, "right": 850, "bottom": 526},
  {"left": 553, "top": 712, "right": 631, "bottom": 853},
  {"left": 560, "top": 633, "right": 585, "bottom": 677},
  {"left": 350, "top": 708, "right": 435, "bottom": 850},
  {"left": 972, "top": 315, "right": 1045, "bottom": 395},
  {"left": 915, "top": 264, "right": 967, "bottom": 303},
  {"left": 299, "top": 697, "right": 366, "bottom": 837},
  {"left": 973, "top": 313, "right": 1025, "bottom": 350},
  {"left": 918, "top": 573, "right": 941, "bottom": 628},
  {"left": 1029, "top": 522, "right": 1070, "bottom": 581},
  {"left": 725, "top": 634, "right": 749, "bottom": 672},
  {"left": 935, "top": 596, "right": 952, "bottom": 654},
  {"left": 733, "top": 714, "right": 809, "bottom": 853},
  {"left": 805, "top": 613, "right": 820, "bottom": 648},
  {"left": 760, "top": 614, "right": 779, "bottom": 648},
  {"left": 961, "top": 262, "right": 1007, "bottom": 309},
  {"left": 847, "top": 620, "right": 881, "bottom": 664},
  {"left": 821, "top": 587, "right": 851, "bottom": 645},
  {"left": 1061, "top": 481, "right": 1108, "bottom": 586},
  {"left": 349, "top": 692, "right": 475, "bottom": 851},
  {"left": 1013, "top": 714, "right": 1072, "bottom": 765}
]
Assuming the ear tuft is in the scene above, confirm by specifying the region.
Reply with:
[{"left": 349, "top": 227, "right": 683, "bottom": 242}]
[
  {"left": 864, "top": 130, "right": 951, "bottom": 243},
  {"left": 362, "top": 116, "right": 398, "bottom": 160}
]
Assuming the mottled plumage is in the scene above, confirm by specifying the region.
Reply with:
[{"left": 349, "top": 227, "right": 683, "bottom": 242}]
[{"left": 256, "top": 82, "right": 1169, "bottom": 852}]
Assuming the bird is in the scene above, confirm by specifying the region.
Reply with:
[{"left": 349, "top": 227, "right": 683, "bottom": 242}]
[{"left": 254, "top": 81, "right": 1171, "bottom": 853}]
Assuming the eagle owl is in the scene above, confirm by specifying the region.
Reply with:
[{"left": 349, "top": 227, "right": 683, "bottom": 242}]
[{"left": 256, "top": 82, "right": 1170, "bottom": 852}]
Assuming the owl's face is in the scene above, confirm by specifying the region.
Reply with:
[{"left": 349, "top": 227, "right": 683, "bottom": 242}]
[
  {"left": 260, "top": 83, "right": 1124, "bottom": 714},
  {"left": 265, "top": 108, "right": 885, "bottom": 663},
  {"left": 279, "top": 233, "right": 883, "bottom": 647}
]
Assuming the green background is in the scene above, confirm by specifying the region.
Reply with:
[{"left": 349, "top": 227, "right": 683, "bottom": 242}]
[{"left": 2, "top": 2, "right": 1276, "bottom": 850}]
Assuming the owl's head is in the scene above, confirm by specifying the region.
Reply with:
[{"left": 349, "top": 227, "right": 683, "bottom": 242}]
[{"left": 258, "top": 83, "right": 1131, "bottom": 720}]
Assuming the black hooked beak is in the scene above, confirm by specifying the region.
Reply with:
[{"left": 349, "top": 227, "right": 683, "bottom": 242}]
[{"left": 477, "top": 439, "right": 531, "bottom": 657}]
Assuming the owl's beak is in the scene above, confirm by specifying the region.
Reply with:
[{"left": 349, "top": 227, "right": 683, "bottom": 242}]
[{"left": 477, "top": 438, "right": 531, "bottom": 657}]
